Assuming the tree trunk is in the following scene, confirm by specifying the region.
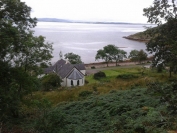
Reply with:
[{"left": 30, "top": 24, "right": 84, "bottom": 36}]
[{"left": 106, "top": 62, "right": 108, "bottom": 67}]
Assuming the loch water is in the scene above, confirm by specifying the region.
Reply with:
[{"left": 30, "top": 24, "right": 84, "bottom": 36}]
[{"left": 34, "top": 22, "right": 149, "bottom": 64}]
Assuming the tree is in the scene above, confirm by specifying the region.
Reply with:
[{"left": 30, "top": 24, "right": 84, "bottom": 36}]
[
  {"left": 138, "top": 49, "right": 148, "bottom": 64},
  {"left": 95, "top": 44, "right": 127, "bottom": 67},
  {"left": 143, "top": 0, "right": 177, "bottom": 25},
  {"left": 0, "top": 0, "right": 53, "bottom": 123},
  {"left": 64, "top": 52, "right": 82, "bottom": 64},
  {"left": 95, "top": 49, "right": 110, "bottom": 67},
  {"left": 143, "top": 0, "right": 177, "bottom": 77},
  {"left": 129, "top": 49, "right": 147, "bottom": 64},
  {"left": 113, "top": 49, "right": 127, "bottom": 66},
  {"left": 129, "top": 50, "right": 139, "bottom": 63}
]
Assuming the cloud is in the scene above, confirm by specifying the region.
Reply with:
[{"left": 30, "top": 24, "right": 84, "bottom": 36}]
[{"left": 21, "top": 0, "right": 154, "bottom": 23}]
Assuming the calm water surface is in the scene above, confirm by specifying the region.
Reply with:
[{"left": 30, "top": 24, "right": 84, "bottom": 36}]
[{"left": 34, "top": 22, "right": 149, "bottom": 63}]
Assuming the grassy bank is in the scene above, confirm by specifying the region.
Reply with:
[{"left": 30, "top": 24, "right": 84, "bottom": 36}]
[
  {"left": 36, "top": 88, "right": 161, "bottom": 133},
  {"left": 22, "top": 87, "right": 177, "bottom": 133},
  {"left": 5, "top": 66, "right": 177, "bottom": 133},
  {"left": 26, "top": 66, "right": 172, "bottom": 105}
]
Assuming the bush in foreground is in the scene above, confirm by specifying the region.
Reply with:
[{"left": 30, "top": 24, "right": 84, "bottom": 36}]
[{"left": 32, "top": 88, "right": 175, "bottom": 133}]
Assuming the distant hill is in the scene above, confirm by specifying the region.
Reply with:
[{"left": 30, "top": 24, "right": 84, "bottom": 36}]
[
  {"left": 37, "top": 18, "right": 72, "bottom": 23},
  {"left": 37, "top": 18, "right": 146, "bottom": 25}
]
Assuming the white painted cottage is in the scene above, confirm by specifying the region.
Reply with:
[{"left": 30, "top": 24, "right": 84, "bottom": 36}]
[{"left": 44, "top": 59, "right": 86, "bottom": 87}]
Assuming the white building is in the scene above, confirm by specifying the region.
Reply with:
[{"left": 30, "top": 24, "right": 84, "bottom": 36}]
[{"left": 44, "top": 59, "right": 86, "bottom": 87}]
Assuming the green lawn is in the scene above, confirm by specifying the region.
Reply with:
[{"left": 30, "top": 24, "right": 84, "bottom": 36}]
[{"left": 25, "top": 66, "right": 174, "bottom": 105}]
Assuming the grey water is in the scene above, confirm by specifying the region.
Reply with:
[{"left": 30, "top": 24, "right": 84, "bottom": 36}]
[{"left": 33, "top": 22, "right": 149, "bottom": 64}]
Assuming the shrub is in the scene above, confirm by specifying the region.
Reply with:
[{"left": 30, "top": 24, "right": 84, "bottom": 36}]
[
  {"left": 93, "top": 71, "right": 106, "bottom": 80},
  {"left": 92, "top": 86, "right": 98, "bottom": 92},
  {"left": 157, "top": 64, "right": 164, "bottom": 73},
  {"left": 79, "top": 90, "right": 92, "bottom": 97},
  {"left": 91, "top": 66, "right": 96, "bottom": 69},
  {"left": 85, "top": 79, "right": 89, "bottom": 84},
  {"left": 34, "top": 108, "right": 67, "bottom": 133},
  {"left": 116, "top": 73, "right": 138, "bottom": 79},
  {"left": 147, "top": 81, "right": 177, "bottom": 115},
  {"left": 41, "top": 73, "right": 61, "bottom": 91},
  {"left": 109, "top": 90, "right": 117, "bottom": 93},
  {"left": 43, "top": 88, "right": 167, "bottom": 133}
]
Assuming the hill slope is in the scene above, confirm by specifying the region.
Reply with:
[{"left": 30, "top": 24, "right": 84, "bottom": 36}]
[
  {"left": 123, "top": 26, "right": 157, "bottom": 42},
  {"left": 33, "top": 88, "right": 170, "bottom": 133},
  {"left": 123, "top": 31, "right": 151, "bottom": 42}
]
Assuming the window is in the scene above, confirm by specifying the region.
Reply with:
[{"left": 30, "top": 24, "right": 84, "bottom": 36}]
[
  {"left": 71, "top": 80, "right": 73, "bottom": 86},
  {"left": 77, "top": 80, "right": 79, "bottom": 86}
]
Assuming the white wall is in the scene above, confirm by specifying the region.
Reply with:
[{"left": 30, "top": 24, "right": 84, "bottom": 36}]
[
  {"left": 80, "top": 70, "right": 86, "bottom": 75},
  {"left": 61, "top": 77, "right": 66, "bottom": 87},
  {"left": 60, "top": 69, "right": 85, "bottom": 87},
  {"left": 66, "top": 78, "right": 84, "bottom": 87}
]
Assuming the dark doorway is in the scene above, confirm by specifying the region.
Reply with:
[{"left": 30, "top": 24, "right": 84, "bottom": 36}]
[
  {"left": 77, "top": 80, "right": 79, "bottom": 86},
  {"left": 71, "top": 80, "right": 73, "bottom": 86}
]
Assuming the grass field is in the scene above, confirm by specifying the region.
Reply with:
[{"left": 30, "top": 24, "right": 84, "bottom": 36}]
[
  {"left": 18, "top": 66, "right": 177, "bottom": 133},
  {"left": 26, "top": 66, "right": 173, "bottom": 105}
]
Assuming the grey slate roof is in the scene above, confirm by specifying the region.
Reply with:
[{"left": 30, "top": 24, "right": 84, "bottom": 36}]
[
  {"left": 44, "top": 59, "right": 66, "bottom": 74},
  {"left": 53, "top": 59, "right": 66, "bottom": 73},
  {"left": 67, "top": 68, "right": 84, "bottom": 80},
  {"left": 74, "top": 64, "right": 86, "bottom": 70},
  {"left": 44, "top": 59, "right": 85, "bottom": 79},
  {"left": 58, "top": 64, "right": 74, "bottom": 79}
]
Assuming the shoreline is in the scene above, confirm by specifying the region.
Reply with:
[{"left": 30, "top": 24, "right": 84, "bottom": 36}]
[
  {"left": 84, "top": 56, "right": 153, "bottom": 69},
  {"left": 123, "top": 36, "right": 150, "bottom": 43},
  {"left": 85, "top": 60, "right": 135, "bottom": 69}
]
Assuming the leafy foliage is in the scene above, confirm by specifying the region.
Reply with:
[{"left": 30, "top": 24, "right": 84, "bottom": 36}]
[
  {"left": 41, "top": 73, "right": 61, "bottom": 91},
  {"left": 0, "top": 0, "right": 53, "bottom": 124},
  {"left": 91, "top": 66, "right": 96, "bottom": 69},
  {"left": 143, "top": 0, "right": 177, "bottom": 77},
  {"left": 79, "top": 90, "right": 92, "bottom": 98},
  {"left": 95, "top": 44, "right": 127, "bottom": 67},
  {"left": 129, "top": 49, "right": 148, "bottom": 63},
  {"left": 11, "top": 67, "right": 177, "bottom": 132},
  {"left": 129, "top": 49, "right": 139, "bottom": 62},
  {"left": 30, "top": 98, "right": 67, "bottom": 133},
  {"left": 95, "top": 49, "right": 110, "bottom": 66},
  {"left": 64, "top": 52, "right": 82, "bottom": 64},
  {"left": 116, "top": 73, "right": 138, "bottom": 79},
  {"left": 147, "top": 81, "right": 177, "bottom": 115},
  {"left": 31, "top": 88, "right": 173, "bottom": 133},
  {"left": 25, "top": 67, "right": 173, "bottom": 104},
  {"left": 146, "top": 81, "right": 177, "bottom": 131},
  {"left": 34, "top": 109, "right": 67, "bottom": 133},
  {"left": 93, "top": 71, "right": 106, "bottom": 80},
  {"left": 143, "top": 0, "right": 177, "bottom": 25}
]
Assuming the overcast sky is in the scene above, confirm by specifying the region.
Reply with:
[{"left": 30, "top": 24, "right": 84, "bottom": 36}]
[{"left": 21, "top": 0, "right": 154, "bottom": 23}]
